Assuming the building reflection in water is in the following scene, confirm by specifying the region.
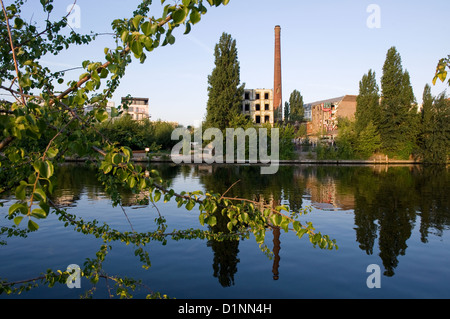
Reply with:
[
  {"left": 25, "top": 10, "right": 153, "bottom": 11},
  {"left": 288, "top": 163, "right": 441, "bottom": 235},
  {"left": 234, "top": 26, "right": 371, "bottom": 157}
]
[
  {"left": 272, "top": 227, "right": 281, "bottom": 280},
  {"left": 49, "top": 163, "right": 450, "bottom": 281}
]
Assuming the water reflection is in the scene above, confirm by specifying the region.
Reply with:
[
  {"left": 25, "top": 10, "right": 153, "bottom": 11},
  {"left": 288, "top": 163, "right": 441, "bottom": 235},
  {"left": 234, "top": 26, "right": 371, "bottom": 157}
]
[{"left": 50, "top": 163, "right": 450, "bottom": 283}]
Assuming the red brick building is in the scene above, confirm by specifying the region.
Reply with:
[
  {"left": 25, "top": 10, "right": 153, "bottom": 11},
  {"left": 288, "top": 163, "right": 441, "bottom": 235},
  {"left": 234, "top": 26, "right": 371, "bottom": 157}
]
[{"left": 306, "top": 95, "right": 357, "bottom": 141}]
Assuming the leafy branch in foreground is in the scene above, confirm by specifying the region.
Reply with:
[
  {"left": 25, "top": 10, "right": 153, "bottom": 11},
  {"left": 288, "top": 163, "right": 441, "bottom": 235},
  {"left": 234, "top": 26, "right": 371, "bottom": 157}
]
[
  {"left": 433, "top": 55, "right": 450, "bottom": 87},
  {"left": 0, "top": 0, "right": 337, "bottom": 298}
]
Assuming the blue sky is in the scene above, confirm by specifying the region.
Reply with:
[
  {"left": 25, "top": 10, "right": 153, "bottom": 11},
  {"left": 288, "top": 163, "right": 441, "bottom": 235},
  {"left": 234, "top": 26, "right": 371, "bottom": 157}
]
[{"left": 19, "top": 0, "right": 450, "bottom": 126}]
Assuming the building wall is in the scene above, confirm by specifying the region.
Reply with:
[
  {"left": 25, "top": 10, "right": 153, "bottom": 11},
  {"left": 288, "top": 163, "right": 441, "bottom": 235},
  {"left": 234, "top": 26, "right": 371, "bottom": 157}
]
[
  {"left": 242, "top": 89, "right": 274, "bottom": 125},
  {"left": 121, "top": 97, "right": 149, "bottom": 121},
  {"left": 306, "top": 95, "right": 357, "bottom": 138},
  {"left": 335, "top": 95, "right": 357, "bottom": 119}
]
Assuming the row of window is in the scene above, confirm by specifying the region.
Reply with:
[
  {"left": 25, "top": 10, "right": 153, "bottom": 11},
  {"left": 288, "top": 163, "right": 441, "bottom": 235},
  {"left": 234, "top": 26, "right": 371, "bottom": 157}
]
[
  {"left": 244, "top": 104, "right": 271, "bottom": 111},
  {"left": 255, "top": 115, "right": 271, "bottom": 124},
  {"left": 244, "top": 92, "right": 271, "bottom": 100},
  {"left": 128, "top": 106, "right": 148, "bottom": 113}
]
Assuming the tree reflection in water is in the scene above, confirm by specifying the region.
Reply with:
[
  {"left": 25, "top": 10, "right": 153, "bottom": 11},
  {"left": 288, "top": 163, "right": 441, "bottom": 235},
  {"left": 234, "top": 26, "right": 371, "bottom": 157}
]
[{"left": 50, "top": 163, "right": 450, "bottom": 284}]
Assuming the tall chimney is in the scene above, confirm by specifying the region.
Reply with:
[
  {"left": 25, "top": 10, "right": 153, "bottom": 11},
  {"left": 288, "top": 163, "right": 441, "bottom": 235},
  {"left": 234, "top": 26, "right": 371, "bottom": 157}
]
[{"left": 273, "top": 25, "right": 282, "bottom": 121}]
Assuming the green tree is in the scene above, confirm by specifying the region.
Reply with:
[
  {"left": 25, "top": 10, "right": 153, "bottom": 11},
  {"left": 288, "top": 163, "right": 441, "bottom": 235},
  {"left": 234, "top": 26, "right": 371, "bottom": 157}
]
[
  {"left": 417, "top": 84, "right": 433, "bottom": 154},
  {"left": 288, "top": 90, "right": 304, "bottom": 122},
  {"left": 355, "top": 121, "right": 382, "bottom": 158},
  {"left": 419, "top": 91, "right": 450, "bottom": 163},
  {"left": 379, "top": 47, "right": 417, "bottom": 158},
  {"left": 355, "top": 69, "right": 380, "bottom": 134},
  {"left": 284, "top": 101, "right": 290, "bottom": 122},
  {"left": 205, "top": 32, "right": 244, "bottom": 130}
]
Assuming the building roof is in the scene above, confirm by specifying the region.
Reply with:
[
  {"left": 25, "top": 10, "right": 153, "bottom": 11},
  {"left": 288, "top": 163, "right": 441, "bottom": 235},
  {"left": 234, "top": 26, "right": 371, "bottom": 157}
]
[
  {"left": 304, "top": 95, "right": 357, "bottom": 108},
  {"left": 121, "top": 97, "right": 149, "bottom": 103}
]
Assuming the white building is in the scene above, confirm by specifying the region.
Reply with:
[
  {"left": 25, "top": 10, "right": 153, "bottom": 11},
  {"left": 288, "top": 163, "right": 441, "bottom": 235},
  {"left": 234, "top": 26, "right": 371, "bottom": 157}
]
[
  {"left": 84, "top": 101, "right": 115, "bottom": 116},
  {"left": 242, "top": 88, "right": 274, "bottom": 125},
  {"left": 121, "top": 97, "right": 149, "bottom": 121}
]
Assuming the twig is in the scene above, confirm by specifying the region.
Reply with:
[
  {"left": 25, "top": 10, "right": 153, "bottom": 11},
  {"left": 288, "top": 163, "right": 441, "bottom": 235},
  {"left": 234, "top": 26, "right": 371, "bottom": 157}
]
[
  {"left": 219, "top": 180, "right": 241, "bottom": 200},
  {"left": 0, "top": 0, "right": 26, "bottom": 106},
  {"left": 119, "top": 204, "right": 135, "bottom": 232}
]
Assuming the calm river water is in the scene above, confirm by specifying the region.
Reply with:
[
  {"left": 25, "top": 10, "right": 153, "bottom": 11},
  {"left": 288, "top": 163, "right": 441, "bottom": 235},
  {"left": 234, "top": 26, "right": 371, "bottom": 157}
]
[{"left": 1, "top": 163, "right": 449, "bottom": 299}]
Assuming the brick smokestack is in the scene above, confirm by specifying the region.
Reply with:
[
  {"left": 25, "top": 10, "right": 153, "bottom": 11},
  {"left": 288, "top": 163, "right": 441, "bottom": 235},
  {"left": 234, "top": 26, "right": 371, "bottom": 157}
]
[{"left": 273, "top": 25, "right": 282, "bottom": 121}]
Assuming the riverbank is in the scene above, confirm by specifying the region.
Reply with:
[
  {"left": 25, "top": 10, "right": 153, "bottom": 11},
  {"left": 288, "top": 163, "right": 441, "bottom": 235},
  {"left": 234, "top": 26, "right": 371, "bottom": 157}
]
[
  {"left": 63, "top": 149, "right": 449, "bottom": 166},
  {"left": 65, "top": 152, "right": 431, "bottom": 166}
]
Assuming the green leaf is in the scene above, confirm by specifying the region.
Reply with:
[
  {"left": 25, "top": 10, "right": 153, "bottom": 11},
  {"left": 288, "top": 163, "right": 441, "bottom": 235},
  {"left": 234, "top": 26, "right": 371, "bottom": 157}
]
[
  {"left": 28, "top": 219, "right": 39, "bottom": 231},
  {"left": 132, "top": 15, "right": 144, "bottom": 30},
  {"left": 103, "top": 164, "right": 113, "bottom": 174},
  {"left": 199, "top": 213, "right": 205, "bottom": 226},
  {"left": 131, "top": 39, "right": 143, "bottom": 57},
  {"left": 14, "top": 17, "right": 24, "bottom": 29},
  {"left": 184, "top": 22, "right": 192, "bottom": 35},
  {"left": 9, "top": 202, "right": 27, "bottom": 216},
  {"left": 46, "top": 147, "right": 58, "bottom": 159},
  {"left": 276, "top": 205, "right": 289, "bottom": 212},
  {"left": 35, "top": 160, "right": 55, "bottom": 179},
  {"left": 293, "top": 221, "right": 302, "bottom": 232},
  {"left": 141, "top": 21, "right": 152, "bottom": 36},
  {"left": 33, "top": 188, "right": 47, "bottom": 202},
  {"left": 121, "top": 30, "right": 129, "bottom": 43},
  {"left": 280, "top": 219, "right": 290, "bottom": 232},
  {"left": 121, "top": 147, "right": 131, "bottom": 160},
  {"left": 185, "top": 200, "right": 195, "bottom": 211},
  {"left": 172, "top": 8, "right": 187, "bottom": 24},
  {"left": 128, "top": 176, "right": 136, "bottom": 188},
  {"left": 112, "top": 153, "right": 122, "bottom": 165},
  {"left": 271, "top": 214, "right": 282, "bottom": 226},
  {"left": 95, "top": 110, "right": 109, "bottom": 122},
  {"left": 15, "top": 181, "right": 28, "bottom": 200},
  {"left": 190, "top": 8, "right": 201, "bottom": 24},
  {"left": 296, "top": 228, "right": 308, "bottom": 239},
  {"left": 207, "top": 215, "right": 217, "bottom": 227},
  {"left": 31, "top": 208, "right": 47, "bottom": 219},
  {"left": 153, "top": 190, "right": 161, "bottom": 202},
  {"left": 13, "top": 216, "right": 24, "bottom": 226}
]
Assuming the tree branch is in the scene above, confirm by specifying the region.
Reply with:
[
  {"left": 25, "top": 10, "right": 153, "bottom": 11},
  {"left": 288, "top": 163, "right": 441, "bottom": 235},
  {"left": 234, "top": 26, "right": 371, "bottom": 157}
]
[{"left": 0, "top": 0, "right": 26, "bottom": 105}]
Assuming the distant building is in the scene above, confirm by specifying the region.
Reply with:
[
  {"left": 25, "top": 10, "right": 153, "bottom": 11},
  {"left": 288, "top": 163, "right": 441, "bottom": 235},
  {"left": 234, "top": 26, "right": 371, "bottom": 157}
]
[
  {"left": 305, "top": 95, "right": 357, "bottom": 139},
  {"left": 304, "top": 104, "right": 312, "bottom": 121},
  {"left": 242, "top": 88, "right": 274, "bottom": 125},
  {"left": 84, "top": 101, "right": 115, "bottom": 116},
  {"left": 121, "top": 97, "right": 149, "bottom": 121}
]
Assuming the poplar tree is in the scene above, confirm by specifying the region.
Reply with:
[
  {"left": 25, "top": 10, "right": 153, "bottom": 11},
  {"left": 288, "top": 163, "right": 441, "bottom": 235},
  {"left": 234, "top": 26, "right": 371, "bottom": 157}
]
[
  {"left": 417, "top": 84, "right": 433, "bottom": 154},
  {"left": 379, "top": 47, "right": 417, "bottom": 158},
  {"left": 419, "top": 87, "right": 450, "bottom": 163},
  {"left": 355, "top": 69, "right": 380, "bottom": 134},
  {"left": 288, "top": 90, "right": 304, "bottom": 122},
  {"left": 205, "top": 32, "right": 244, "bottom": 130},
  {"left": 284, "top": 101, "right": 290, "bottom": 122}
]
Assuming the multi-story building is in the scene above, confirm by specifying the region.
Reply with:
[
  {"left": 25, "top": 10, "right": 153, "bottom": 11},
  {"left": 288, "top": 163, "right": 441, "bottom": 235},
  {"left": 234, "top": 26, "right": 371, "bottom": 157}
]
[
  {"left": 84, "top": 101, "right": 115, "bottom": 117},
  {"left": 121, "top": 97, "right": 149, "bottom": 121},
  {"left": 242, "top": 88, "right": 274, "bottom": 125},
  {"left": 305, "top": 95, "right": 357, "bottom": 139}
]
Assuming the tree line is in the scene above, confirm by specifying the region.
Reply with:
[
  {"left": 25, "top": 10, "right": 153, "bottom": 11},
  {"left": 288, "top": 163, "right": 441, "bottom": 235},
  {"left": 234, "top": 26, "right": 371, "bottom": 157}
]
[{"left": 318, "top": 46, "right": 450, "bottom": 163}]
